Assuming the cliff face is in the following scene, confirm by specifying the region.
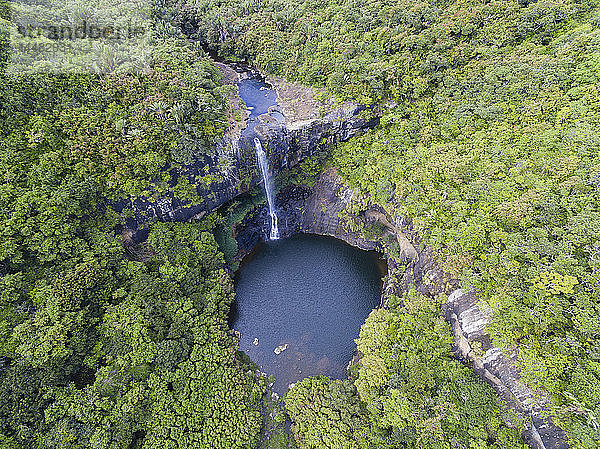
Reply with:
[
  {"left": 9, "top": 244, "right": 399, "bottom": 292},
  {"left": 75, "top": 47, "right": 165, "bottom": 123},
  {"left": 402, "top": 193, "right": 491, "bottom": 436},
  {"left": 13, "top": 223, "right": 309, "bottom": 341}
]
[
  {"left": 232, "top": 168, "right": 569, "bottom": 449},
  {"left": 118, "top": 102, "right": 377, "bottom": 240},
  {"left": 233, "top": 168, "right": 380, "bottom": 254}
]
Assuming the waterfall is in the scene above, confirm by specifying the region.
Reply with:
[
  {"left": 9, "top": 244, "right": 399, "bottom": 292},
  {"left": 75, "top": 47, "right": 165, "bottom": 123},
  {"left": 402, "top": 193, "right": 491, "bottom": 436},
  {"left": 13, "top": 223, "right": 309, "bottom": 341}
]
[{"left": 254, "top": 137, "right": 279, "bottom": 240}]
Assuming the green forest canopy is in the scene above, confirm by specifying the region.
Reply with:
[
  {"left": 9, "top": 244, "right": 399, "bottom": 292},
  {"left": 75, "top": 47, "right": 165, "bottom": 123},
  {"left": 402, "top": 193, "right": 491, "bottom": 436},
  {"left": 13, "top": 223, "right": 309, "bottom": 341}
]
[
  {"left": 1, "top": 0, "right": 600, "bottom": 447},
  {"left": 185, "top": 0, "right": 600, "bottom": 445}
]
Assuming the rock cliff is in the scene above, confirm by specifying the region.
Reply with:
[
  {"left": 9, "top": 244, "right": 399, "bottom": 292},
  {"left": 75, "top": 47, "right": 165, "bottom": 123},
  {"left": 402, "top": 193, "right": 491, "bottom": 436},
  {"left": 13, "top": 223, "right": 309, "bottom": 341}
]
[{"left": 117, "top": 66, "right": 378, "bottom": 241}]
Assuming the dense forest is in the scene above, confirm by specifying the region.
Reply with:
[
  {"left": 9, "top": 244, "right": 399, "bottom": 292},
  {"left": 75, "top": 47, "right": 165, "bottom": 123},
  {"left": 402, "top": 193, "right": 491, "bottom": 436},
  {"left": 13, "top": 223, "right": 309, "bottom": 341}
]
[
  {"left": 1, "top": 2, "right": 266, "bottom": 447},
  {"left": 1, "top": 0, "right": 599, "bottom": 448}
]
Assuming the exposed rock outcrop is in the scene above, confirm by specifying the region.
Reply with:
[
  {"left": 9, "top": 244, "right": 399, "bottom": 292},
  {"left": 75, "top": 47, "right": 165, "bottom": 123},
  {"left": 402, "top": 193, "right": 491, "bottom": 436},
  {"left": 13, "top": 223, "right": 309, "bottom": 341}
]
[{"left": 443, "top": 290, "right": 569, "bottom": 449}]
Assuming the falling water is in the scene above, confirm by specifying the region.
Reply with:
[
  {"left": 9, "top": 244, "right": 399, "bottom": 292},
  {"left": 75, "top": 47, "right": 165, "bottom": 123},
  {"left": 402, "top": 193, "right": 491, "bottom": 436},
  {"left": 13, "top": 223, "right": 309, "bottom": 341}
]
[{"left": 254, "top": 137, "right": 279, "bottom": 240}]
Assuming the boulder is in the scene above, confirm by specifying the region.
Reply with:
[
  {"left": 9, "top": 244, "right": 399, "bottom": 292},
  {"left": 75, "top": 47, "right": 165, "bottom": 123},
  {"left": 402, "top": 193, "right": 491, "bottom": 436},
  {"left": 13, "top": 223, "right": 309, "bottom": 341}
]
[{"left": 274, "top": 343, "right": 288, "bottom": 355}]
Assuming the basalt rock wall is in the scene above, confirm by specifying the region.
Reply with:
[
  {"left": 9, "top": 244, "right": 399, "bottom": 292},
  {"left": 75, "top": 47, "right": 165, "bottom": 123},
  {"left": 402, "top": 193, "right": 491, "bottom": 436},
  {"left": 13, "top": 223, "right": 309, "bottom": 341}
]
[{"left": 119, "top": 103, "right": 377, "bottom": 242}]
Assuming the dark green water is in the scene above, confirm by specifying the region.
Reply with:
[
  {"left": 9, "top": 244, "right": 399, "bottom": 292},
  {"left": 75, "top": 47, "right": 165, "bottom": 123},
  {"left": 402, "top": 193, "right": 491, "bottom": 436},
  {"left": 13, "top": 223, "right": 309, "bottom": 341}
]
[{"left": 231, "top": 234, "right": 384, "bottom": 394}]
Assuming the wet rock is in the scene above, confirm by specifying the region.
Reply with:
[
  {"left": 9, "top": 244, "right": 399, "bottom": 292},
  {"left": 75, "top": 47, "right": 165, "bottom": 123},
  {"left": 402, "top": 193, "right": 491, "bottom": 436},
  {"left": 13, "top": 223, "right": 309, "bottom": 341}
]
[{"left": 274, "top": 344, "right": 288, "bottom": 355}]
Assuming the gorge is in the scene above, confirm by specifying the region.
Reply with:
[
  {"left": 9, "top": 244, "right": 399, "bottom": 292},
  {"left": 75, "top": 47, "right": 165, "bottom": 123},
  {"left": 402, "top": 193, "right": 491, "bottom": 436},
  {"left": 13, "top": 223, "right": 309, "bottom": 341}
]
[
  {"left": 4, "top": 2, "right": 597, "bottom": 445},
  {"left": 122, "top": 59, "right": 570, "bottom": 449}
]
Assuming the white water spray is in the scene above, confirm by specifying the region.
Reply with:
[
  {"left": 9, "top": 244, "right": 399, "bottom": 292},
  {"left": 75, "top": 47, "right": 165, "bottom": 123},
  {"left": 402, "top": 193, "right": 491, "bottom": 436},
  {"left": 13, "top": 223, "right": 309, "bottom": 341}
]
[{"left": 254, "top": 137, "right": 279, "bottom": 240}]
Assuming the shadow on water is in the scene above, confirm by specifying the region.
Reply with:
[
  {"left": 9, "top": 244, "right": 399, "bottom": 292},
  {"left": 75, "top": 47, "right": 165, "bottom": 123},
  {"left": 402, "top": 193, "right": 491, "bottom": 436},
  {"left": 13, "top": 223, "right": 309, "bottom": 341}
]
[{"left": 230, "top": 234, "right": 386, "bottom": 395}]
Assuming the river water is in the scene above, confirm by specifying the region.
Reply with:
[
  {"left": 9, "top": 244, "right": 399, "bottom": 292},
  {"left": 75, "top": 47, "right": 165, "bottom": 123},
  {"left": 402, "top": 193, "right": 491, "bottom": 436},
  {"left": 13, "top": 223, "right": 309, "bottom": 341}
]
[{"left": 237, "top": 70, "right": 283, "bottom": 134}]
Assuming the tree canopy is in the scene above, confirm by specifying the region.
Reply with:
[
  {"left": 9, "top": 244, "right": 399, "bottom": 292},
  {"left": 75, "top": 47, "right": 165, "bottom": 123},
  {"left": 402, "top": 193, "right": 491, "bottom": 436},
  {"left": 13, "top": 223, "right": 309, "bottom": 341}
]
[{"left": 2, "top": 0, "right": 600, "bottom": 447}]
